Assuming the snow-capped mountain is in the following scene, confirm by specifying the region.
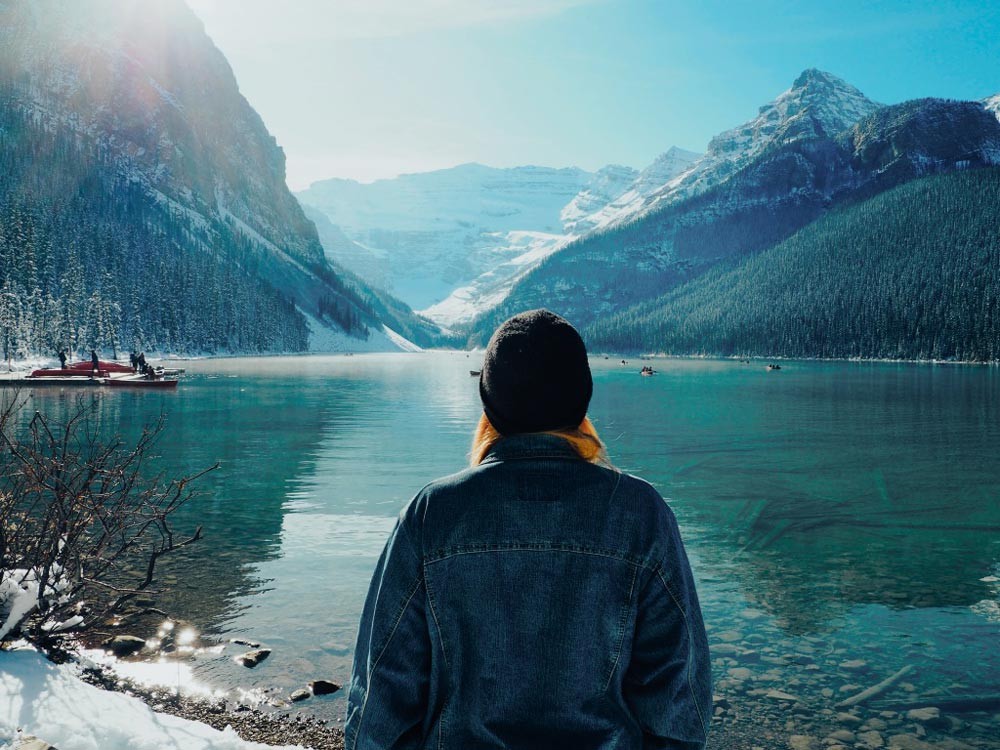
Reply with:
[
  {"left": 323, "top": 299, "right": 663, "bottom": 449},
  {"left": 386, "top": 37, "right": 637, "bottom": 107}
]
[
  {"left": 299, "top": 151, "right": 708, "bottom": 327},
  {"left": 0, "top": 0, "right": 430, "bottom": 353},
  {"left": 471, "top": 74, "right": 1000, "bottom": 343},
  {"left": 984, "top": 93, "right": 1000, "bottom": 120},
  {"left": 630, "top": 69, "right": 882, "bottom": 221},
  {"left": 297, "top": 164, "right": 599, "bottom": 323},
  {"left": 559, "top": 164, "right": 639, "bottom": 232}
]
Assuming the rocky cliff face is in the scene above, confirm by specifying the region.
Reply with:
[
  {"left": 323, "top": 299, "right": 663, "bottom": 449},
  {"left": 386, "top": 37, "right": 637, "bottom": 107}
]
[{"left": 0, "top": 0, "right": 419, "bottom": 352}]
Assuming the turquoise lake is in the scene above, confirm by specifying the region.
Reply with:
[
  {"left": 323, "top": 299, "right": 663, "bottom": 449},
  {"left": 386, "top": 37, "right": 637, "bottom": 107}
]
[{"left": 18, "top": 353, "right": 1000, "bottom": 745}]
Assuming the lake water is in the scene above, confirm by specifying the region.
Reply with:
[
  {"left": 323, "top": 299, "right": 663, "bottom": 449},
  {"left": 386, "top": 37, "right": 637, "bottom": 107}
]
[{"left": 17, "top": 354, "right": 1000, "bottom": 746}]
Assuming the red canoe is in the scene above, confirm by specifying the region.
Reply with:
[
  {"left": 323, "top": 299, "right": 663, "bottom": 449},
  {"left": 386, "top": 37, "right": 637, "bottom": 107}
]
[{"left": 69, "top": 360, "right": 134, "bottom": 374}]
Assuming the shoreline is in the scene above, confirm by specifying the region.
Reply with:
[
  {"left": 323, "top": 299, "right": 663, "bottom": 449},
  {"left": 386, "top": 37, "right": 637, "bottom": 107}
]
[
  {"left": 78, "top": 662, "right": 345, "bottom": 750},
  {"left": 4, "top": 350, "right": 999, "bottom": 370}
]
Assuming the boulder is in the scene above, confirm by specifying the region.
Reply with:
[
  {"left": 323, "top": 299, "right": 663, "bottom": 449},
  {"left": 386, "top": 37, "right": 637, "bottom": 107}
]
[
  {"left": 236, "top": 649, "right": 271, "bottom": 668},
  {"left": 289, "top": 688, "right": 311, "bottom": 702},
  {"left": 102, "top": 635, "right": 146, "bottom": 657},
  {"left": 309, "top": 679, "right": 342, "bottom": 696}
]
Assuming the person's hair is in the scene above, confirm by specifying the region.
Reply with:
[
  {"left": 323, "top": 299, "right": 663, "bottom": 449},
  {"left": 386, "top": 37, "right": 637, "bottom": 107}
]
[{"left": 469, "top": 413, "right": 610, "bottom": 467}]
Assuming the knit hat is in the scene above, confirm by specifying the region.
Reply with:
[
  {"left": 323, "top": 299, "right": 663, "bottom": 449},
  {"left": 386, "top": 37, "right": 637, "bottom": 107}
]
[{"left": 479, "top": 309, "right": 593, "bottom": 435}]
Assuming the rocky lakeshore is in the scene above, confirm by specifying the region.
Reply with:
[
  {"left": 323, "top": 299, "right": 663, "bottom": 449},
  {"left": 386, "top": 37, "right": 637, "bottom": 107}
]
[
  {"left": 73, "top": 584, "right": 999, "bottom": 750},
  {"left": 78, "top": 664, "right": 345, "bottom": 750}
]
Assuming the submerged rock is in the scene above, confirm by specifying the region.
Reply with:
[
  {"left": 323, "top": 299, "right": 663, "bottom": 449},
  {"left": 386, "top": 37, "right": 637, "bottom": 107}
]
[
  {"left": 236, "top": 649, "right": 271, "bottom": 668},
  {"left": 290, "top": 688, "right": 311, "bottom": 702},
  {"left": 788, "top": 734, "right": 818, "bottom": 750},
  {"left": 230, "top": 638, "right": 262, "bottom": 648}
]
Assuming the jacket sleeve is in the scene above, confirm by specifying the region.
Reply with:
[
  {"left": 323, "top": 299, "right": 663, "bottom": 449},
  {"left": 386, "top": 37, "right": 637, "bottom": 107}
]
[
  {"left": 345, "top": 514, "right": 431, "bottom": 750},
  {"left": 624, "top": 503, "right": 712, "bottom": 749}
]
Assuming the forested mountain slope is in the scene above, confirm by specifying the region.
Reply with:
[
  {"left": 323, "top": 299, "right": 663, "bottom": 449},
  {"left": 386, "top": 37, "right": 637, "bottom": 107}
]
[
  {"left": 0, "top": 0, "right": 431, "bottom": 355},
  {"left": 587, "top": 168, "right": 1000, "bottom": 361}
]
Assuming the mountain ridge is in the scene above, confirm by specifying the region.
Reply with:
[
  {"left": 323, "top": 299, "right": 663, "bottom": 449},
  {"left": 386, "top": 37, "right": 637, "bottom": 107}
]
[{"left": 466, "top": 74, "right": 1000, "bottom": 346}]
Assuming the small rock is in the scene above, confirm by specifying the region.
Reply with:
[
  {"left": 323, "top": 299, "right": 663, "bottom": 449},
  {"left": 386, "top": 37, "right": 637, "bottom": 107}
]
[
  {"left": 788, "top": 735, "right": 818, "bottom": 750},
  {"left": 825, "top": 730, "right": 855, "bottom": 743},
  {"left": 904, "top": 706, "right": 949, "bottom": 730},
  {"left": 309, "top": 679, "right": 342, "bottom": 696},
  {"left": 886, "top": 735, "right": 934, "bottom": 750},
  {"left": 858, "top": 730, "right": 885, "bottom": 748},
  {"left": 289, "top": 688, "right": 311, "bottom": 702},
  {"left": 712, "top": 643, "right": 740, "bottom": 656},
  {"left": 236, "top": 649, "right": 271, "bottom": 668},
  {"left": 728, "top": 667, "right": 752, "bottom": 681},
  {"left": 863, "top": 718, "right": 888, "bottom": 731},
  {"left": 765, "top": 689, "right": 801, "bottom": 702},
  {"left": 716, "top": 630, "right": 742, "bottom": 642},
  {"left": 839, "top": 659, "right": 868, "bottom": 670},
  {"left": 102, "top": 635, "right": 147, "bottom": 657},
  {"left": 820, "top": 688, "right": 834, "bottom": 699}
]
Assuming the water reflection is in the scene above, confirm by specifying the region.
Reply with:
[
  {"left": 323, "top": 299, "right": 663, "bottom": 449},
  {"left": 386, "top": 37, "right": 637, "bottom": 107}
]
[{"left": 593, "top": 360, "right": 1000, "bottom": 630}]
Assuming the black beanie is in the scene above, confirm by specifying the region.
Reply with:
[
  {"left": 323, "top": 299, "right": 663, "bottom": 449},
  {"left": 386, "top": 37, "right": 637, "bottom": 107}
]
[{"left": 479, "top": 309, "right": 593, "bottom": 435}]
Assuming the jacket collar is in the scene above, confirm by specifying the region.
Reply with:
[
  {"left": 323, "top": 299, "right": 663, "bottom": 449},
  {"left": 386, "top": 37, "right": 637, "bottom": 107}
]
[{"left": 480, "top": 433, "right": 581, "bottom": 464}]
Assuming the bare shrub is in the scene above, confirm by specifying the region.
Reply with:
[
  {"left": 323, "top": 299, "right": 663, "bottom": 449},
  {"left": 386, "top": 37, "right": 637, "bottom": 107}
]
[{"left": 0, "top": 390, "right": 216, "bottom": 656}]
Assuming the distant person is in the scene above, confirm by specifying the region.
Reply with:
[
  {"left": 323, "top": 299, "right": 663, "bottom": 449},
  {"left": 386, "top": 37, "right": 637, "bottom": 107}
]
[
  {"left": 90, "top": 349, "right": 99, "bottom": 375},
  {"left": 137, "top": 352, "right": 147, "bottom": 374},
  {"left": 130, "top": 351, "right": 138, "bottom": 371},
  {"left": 58, "top": 349, "right": 67, "bottom": 369},
  {"left": 346, "top": 309, "right": 711, "bottom": 749}
]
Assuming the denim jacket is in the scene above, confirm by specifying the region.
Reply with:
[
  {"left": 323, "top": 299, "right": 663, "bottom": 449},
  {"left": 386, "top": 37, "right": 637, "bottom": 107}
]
[{"left": 346, "top": 434, "right": 711, "bottom": 750}]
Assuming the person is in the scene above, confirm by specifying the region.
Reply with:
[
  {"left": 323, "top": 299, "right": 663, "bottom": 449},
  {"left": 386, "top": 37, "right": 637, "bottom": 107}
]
[
  {"left": 137, "top": 352, "right": 147, "bottom": 374},
  {"left": 58, "top": 349, "right": 67, "bottom": 369},
  {"left": 90, "top": 349, "right": 99, "bottom": 375},
  {"left": 130, "top": 351, "right": 138, "bottom": 371},
  {"left": 346, "top": 309, "right": 711, "bottom": 750}
]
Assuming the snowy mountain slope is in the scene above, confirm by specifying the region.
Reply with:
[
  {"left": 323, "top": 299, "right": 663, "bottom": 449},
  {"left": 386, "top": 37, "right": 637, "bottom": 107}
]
[
  {"left": 470, "top": 79, "right": 1000, "bottom": 343},
  {"left": 298, "top": 151, "right": 707, "bottom": 326},
  {"left": 983, "top": 93, "right": 1000, "bottom": 120},
  {"left": 562, "top": 147, "right": 700, "bottom": 233},
  {"left": 629, "top": 69, "right": 882, "bottom": 222},
  {"left": 296, "top": 163, "right": 597, "bottom": 313},
  {"left": 0, "top": 0, "right": 426, "bottom": 353}
]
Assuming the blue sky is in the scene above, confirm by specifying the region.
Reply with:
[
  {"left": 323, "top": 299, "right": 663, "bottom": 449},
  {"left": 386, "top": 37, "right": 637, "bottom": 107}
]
[{"left": 188, "top": 0, "right": 1000, "bottom": 189}]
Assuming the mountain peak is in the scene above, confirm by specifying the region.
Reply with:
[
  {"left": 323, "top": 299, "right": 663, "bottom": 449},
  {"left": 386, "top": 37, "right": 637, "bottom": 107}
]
[
  {"left": 983, "top": 93, "right": 1000, "bottom": 121},
  {"left": 791, "top": 67, "right": 845, "bottom": 90}
]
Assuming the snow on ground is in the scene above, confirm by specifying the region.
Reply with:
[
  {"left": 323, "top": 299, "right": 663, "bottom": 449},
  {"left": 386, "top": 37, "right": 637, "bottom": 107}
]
[
  {"left": 304, "top": 312, "right": 419, "bottom": 353},
  {"left": 0, "top": 648, "right": 304, "bottom": 750}
]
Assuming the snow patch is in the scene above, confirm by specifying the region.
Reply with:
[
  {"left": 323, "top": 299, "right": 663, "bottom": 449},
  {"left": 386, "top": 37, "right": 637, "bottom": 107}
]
[
  {"left": 0, "top": 648, "right": 304, "bottom": 750},
  {"left": 304, "top": 312, "right": 417, "bottom": 353}
]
